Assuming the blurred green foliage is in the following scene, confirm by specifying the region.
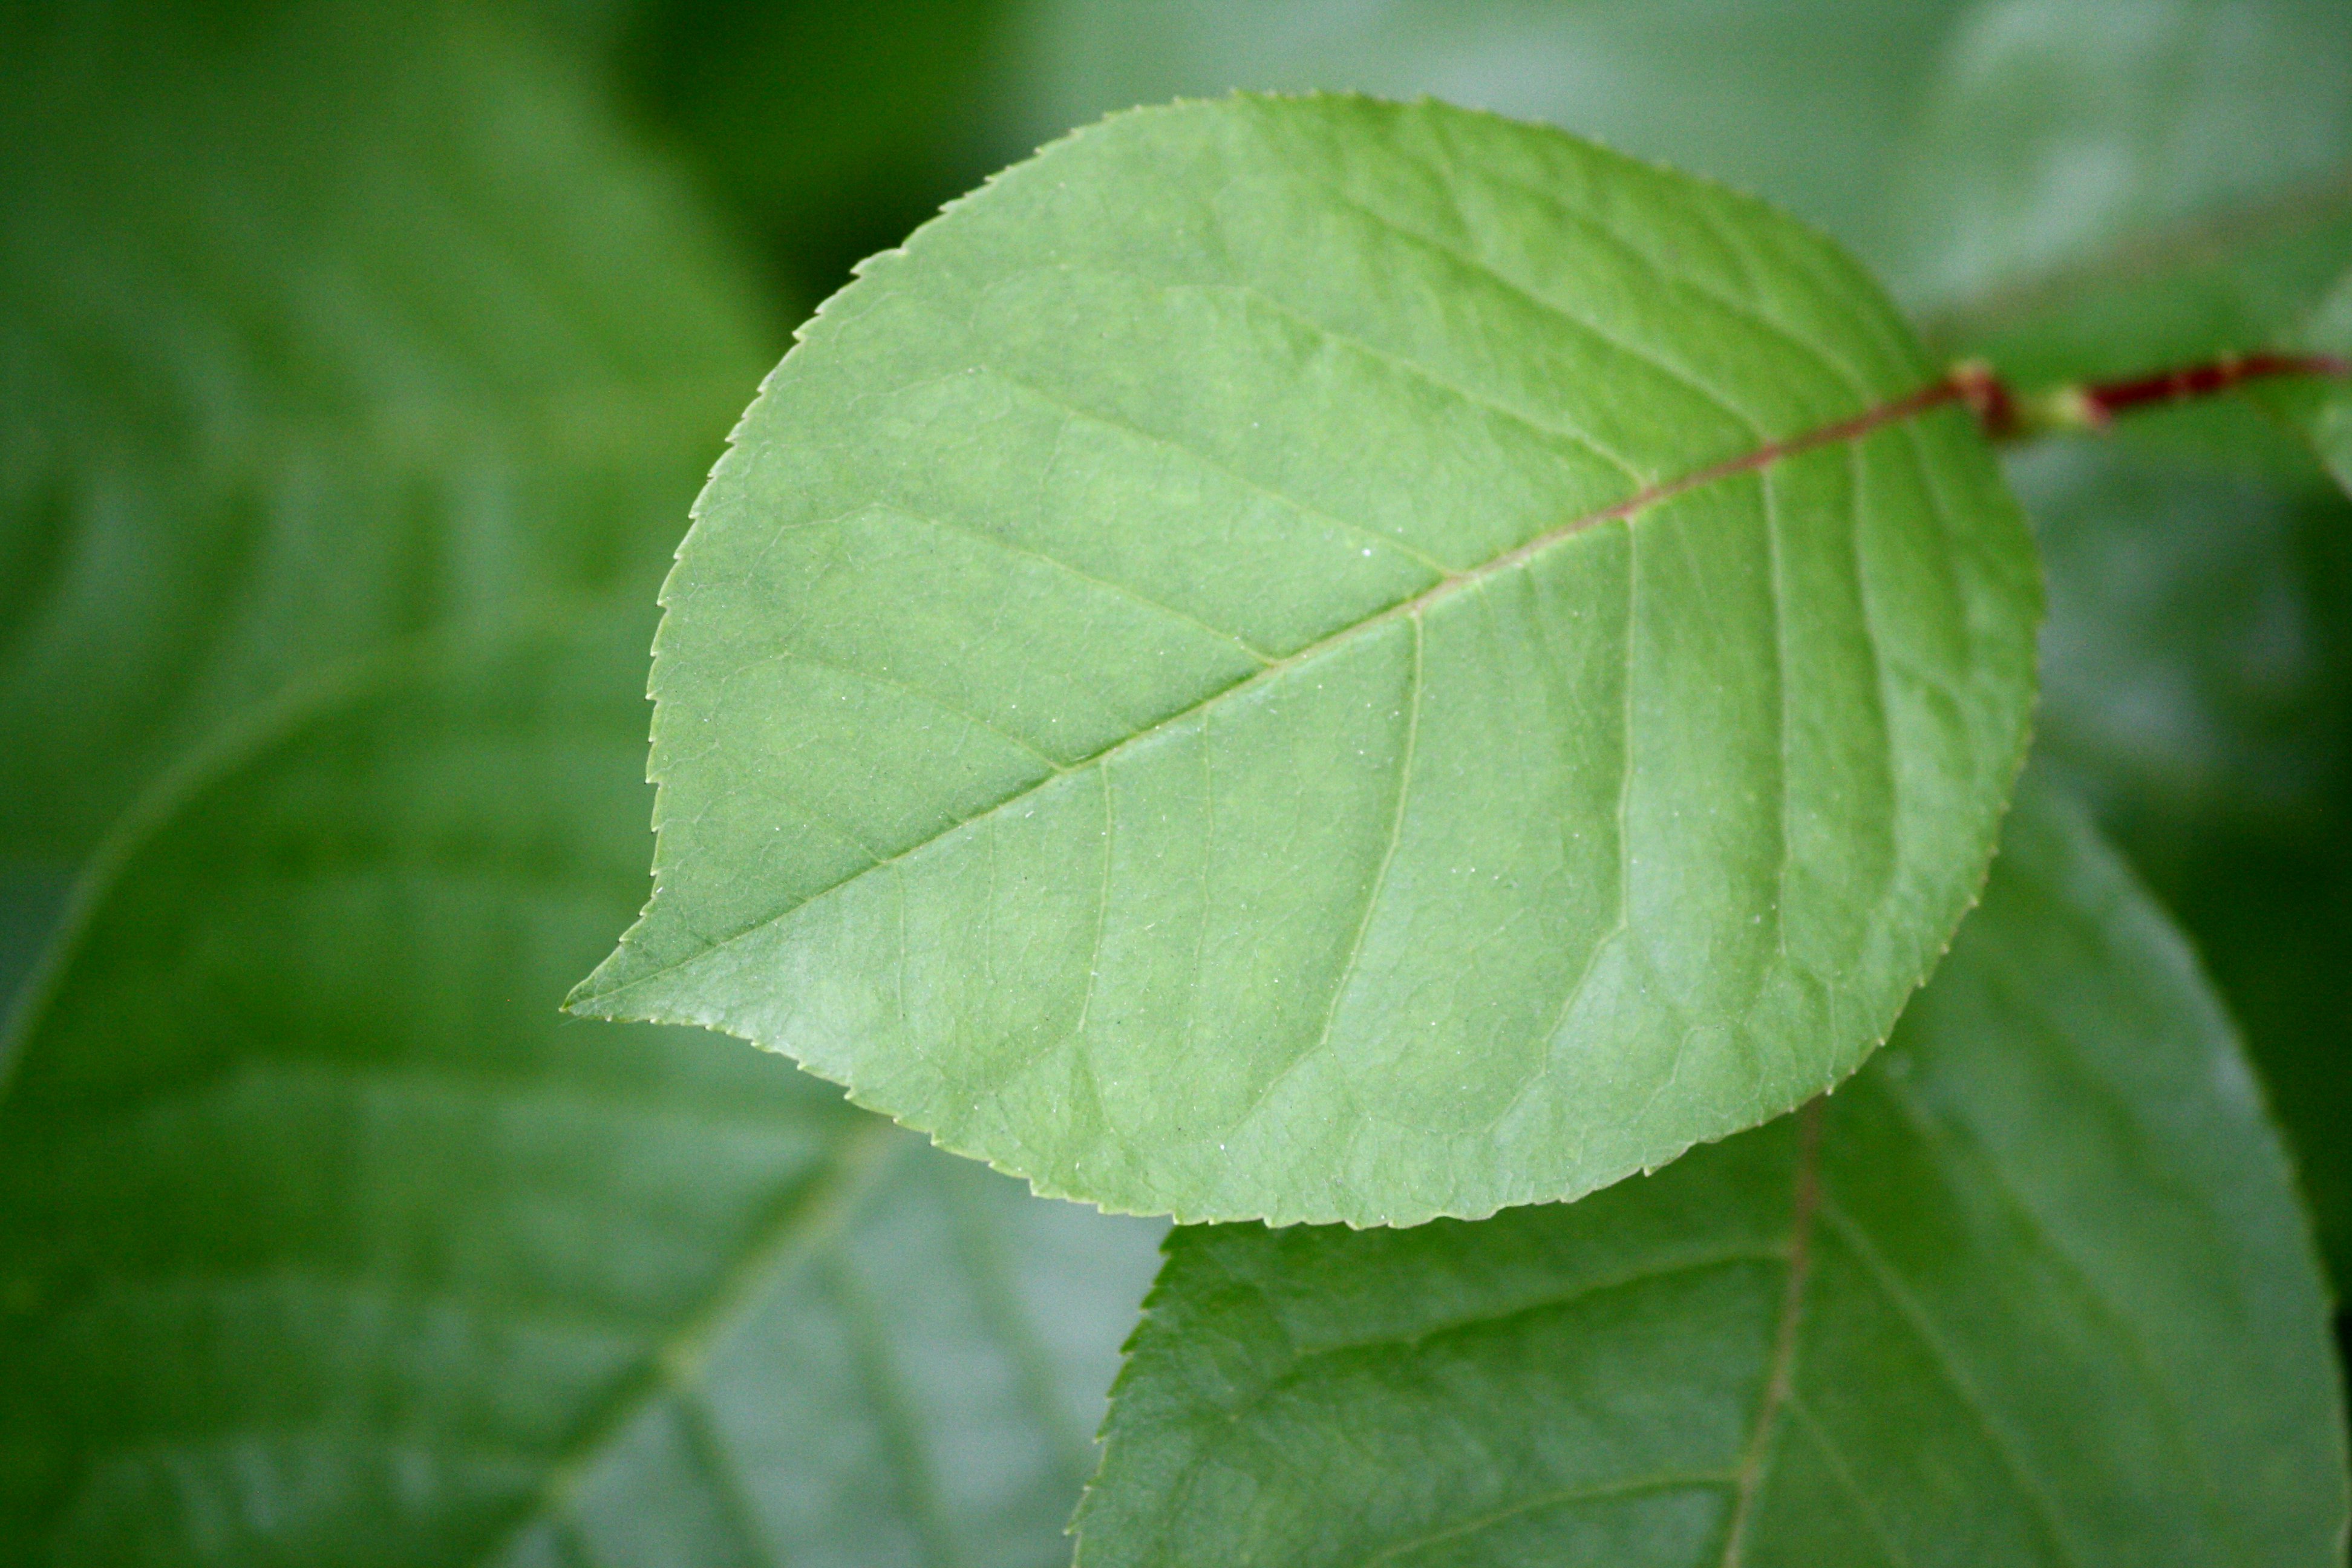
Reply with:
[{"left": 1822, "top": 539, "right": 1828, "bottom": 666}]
[
  {"left": 0, "top": 0, "right": 774, "bottom": 866},
  {"left": 616, "top": 0, "right": 1022, "bottom": 296},
  {"left": 3, "top": 0, "right": 2349, "bottom": 1560}
]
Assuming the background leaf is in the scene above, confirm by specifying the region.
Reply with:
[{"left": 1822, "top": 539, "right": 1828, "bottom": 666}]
[
  {"left": 0, "top": 0, "right": 776, "bottom": 871},
  {"left": 0, "top": 616, "right": 1165, "bottom": 1566},
  {"left": 574, "top": 95, "right": 2041, "bottom": 1227},
  {"left": 0, "top": 8, "right": 1168, "bottom": 1557},
  {"left": 1849, "top": 0, "right": 2352, "bottom": 1310},
  {"left": 1076, "top": 779, "right": 2348, "bottom": 1567}
]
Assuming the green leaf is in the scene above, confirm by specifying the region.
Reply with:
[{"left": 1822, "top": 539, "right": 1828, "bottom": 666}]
[
  {"left": 1075, "top": 779, "right": 2348, "bottom": 1567},
  {"left": 1897, "top": 0, "right": 2352, "bottom": 388},
  {"left": 1001, "top": 0, "right": 1973, "bottom": 264},
  {"left": 0, "top": 615, "right": 1165, "bottom": 1566},
  {"left": 572, "top": 94, "right": 2042, "bottom": 1226},
  {"left": 0, "top": 0, "right": 774, "bottom": 864}
]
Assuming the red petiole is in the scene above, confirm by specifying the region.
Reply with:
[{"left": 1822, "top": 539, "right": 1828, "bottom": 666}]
[{"left": 1949, "top": 351, "right": 2350, "bottom": 442}]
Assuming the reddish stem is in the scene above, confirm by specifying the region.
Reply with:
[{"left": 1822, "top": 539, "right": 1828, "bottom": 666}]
[
  {"left": 2077, "top": 351, "right": 2350, "bottom": 425},
  {"left": 1950, "top": 350, "right": 2349, "bottom": 442}
]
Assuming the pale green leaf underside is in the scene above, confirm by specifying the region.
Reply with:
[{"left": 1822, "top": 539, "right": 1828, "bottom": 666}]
[
  {"left": 576, "top": 95, "right": 2040, "bottom": 1226},
  {"left": 0, "top": 620, "right": 1164, "bottom": 1566},
  {"left": 1076, "top": 779, "right": 2348, "bottom": 1567}
]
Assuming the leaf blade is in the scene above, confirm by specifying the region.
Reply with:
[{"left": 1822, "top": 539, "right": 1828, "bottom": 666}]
[{"left": 580, "top": 94, "right": 2042, "bottom": 1225}]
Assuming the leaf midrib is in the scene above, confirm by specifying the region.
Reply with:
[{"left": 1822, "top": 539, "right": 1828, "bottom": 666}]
[{"left": 575, "top": 372, "right": 1970, "bottom": 1013}]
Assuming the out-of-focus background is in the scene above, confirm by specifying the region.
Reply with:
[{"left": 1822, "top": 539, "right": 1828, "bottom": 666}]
[{"left": 2, "top": 0, "right": 2347, "bottom": 1561}]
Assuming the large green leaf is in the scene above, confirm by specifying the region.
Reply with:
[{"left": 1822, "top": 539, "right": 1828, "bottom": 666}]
[
  {"left": 572, "top": 95, "right": 2042, "bottom": 1226},
  {"left": 0, "top": 617, "right": 1165, "bottom": 1566},
  {"left": 1076, "top": 780, "right": 2348, "bottom": 1566},
  {"left": 0, "top": 0, "right": 773, "bottom": 865}
]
